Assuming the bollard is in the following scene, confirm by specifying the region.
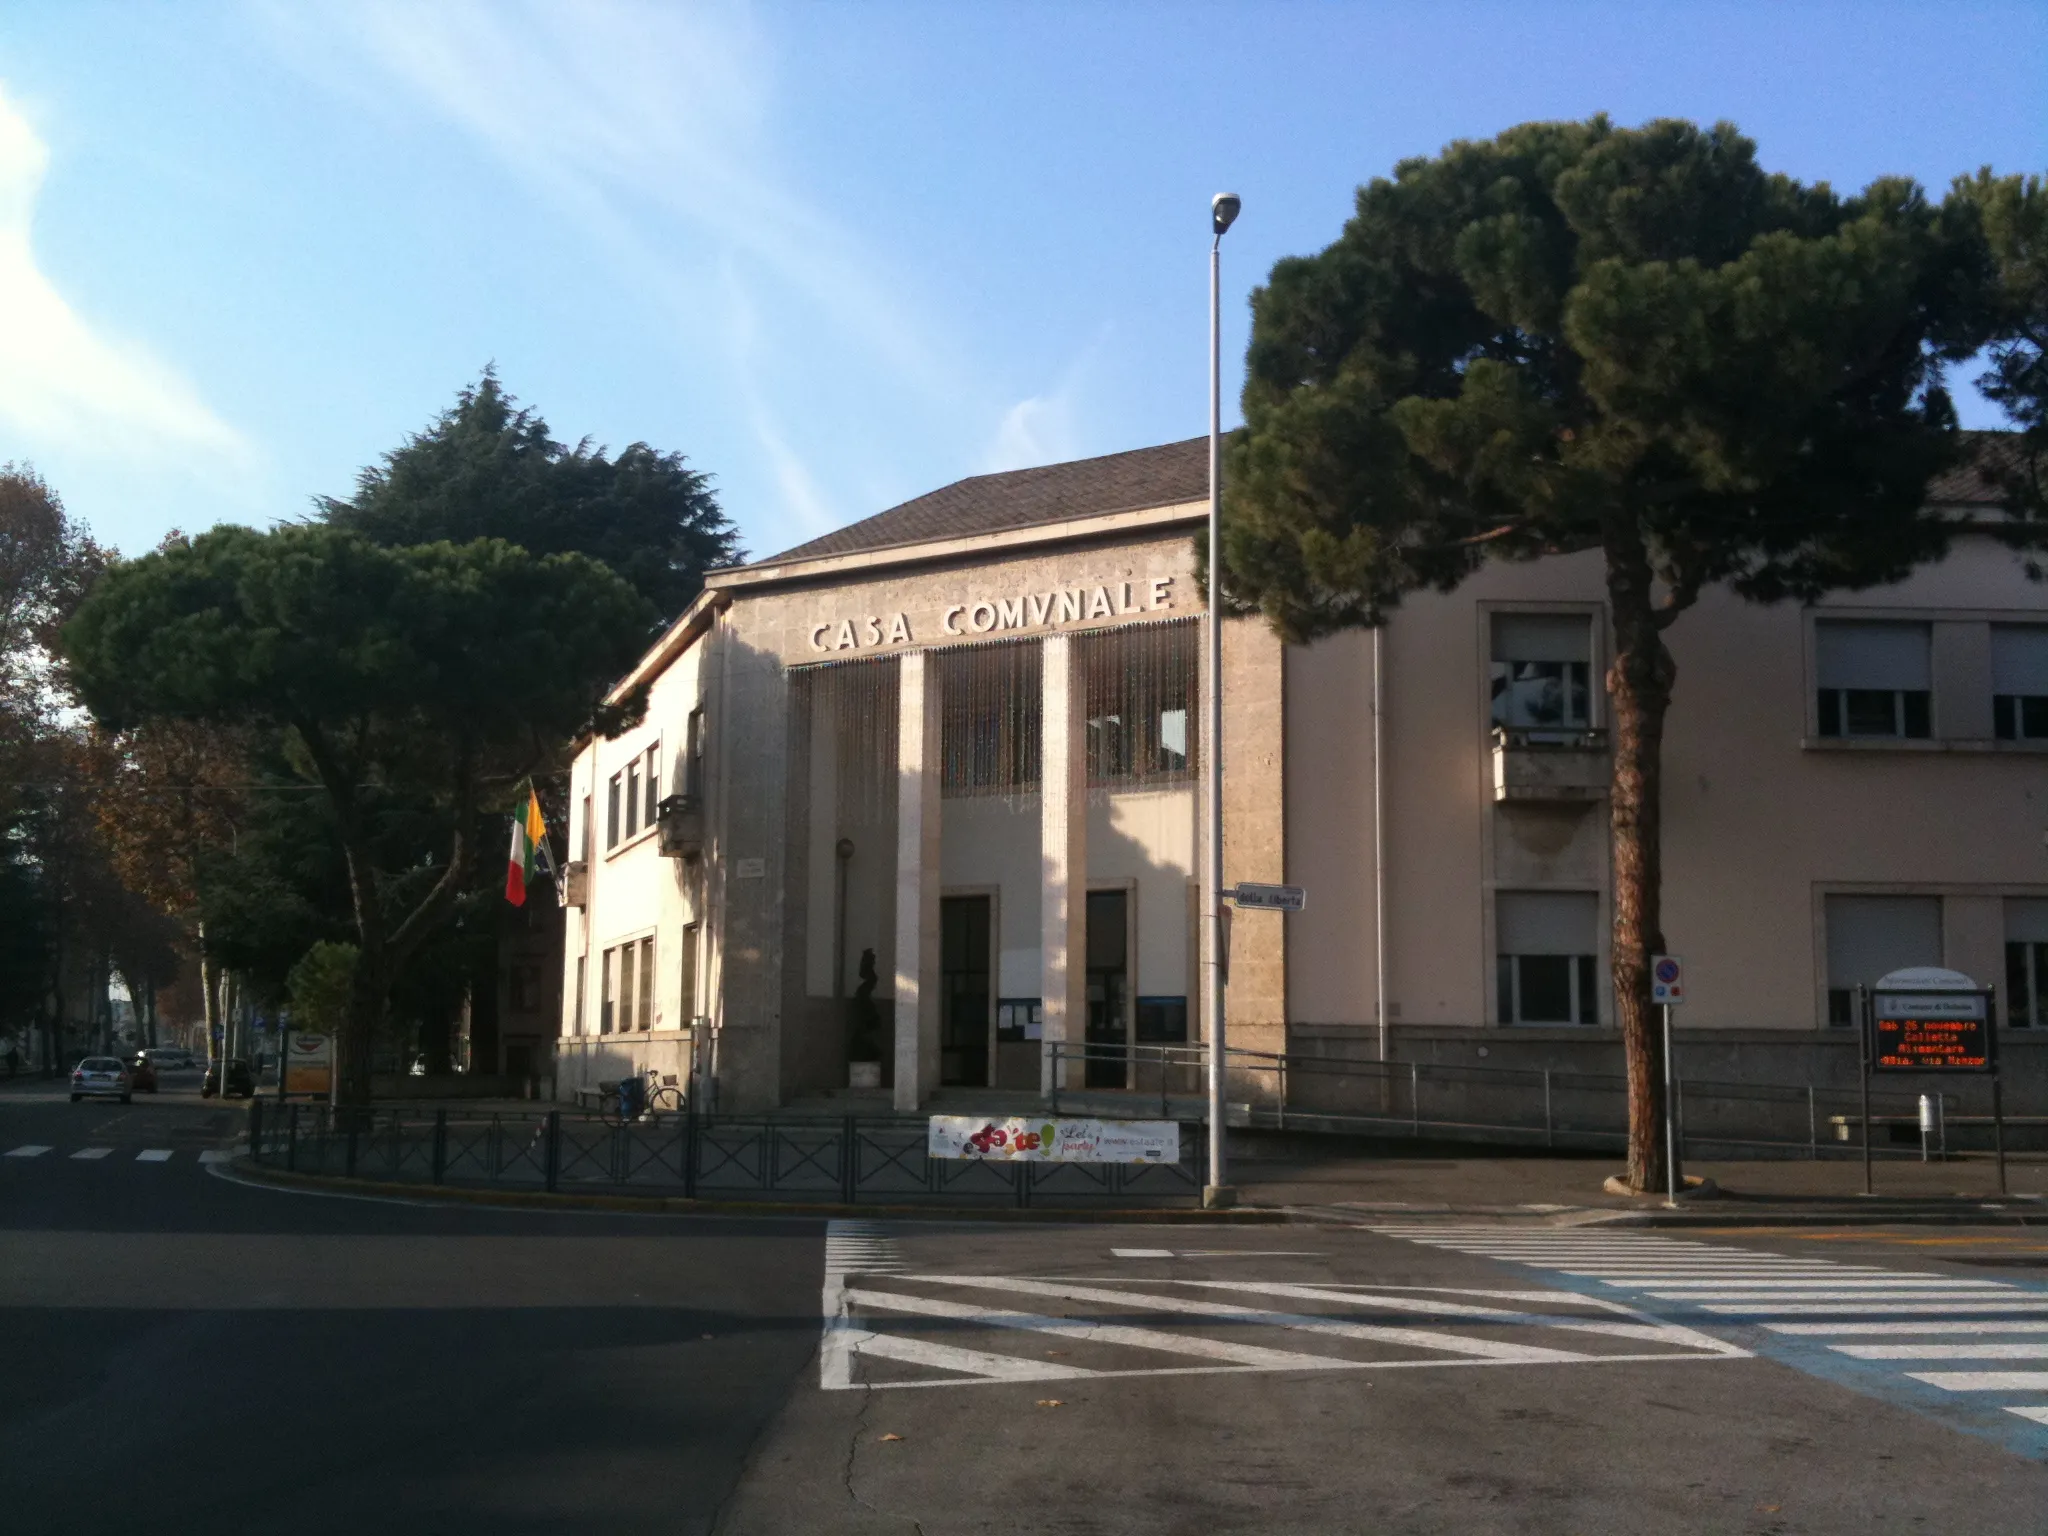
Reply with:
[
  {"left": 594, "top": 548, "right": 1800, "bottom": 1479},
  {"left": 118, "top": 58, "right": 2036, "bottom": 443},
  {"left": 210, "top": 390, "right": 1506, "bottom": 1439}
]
[{"left": 1919, "top": 1094, "right": 1936, "bottom": 1163}]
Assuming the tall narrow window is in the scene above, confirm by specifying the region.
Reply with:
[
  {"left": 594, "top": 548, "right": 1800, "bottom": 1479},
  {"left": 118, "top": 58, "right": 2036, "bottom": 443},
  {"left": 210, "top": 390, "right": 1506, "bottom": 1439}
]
[
  {"left": 643, "top": 745, "right": 660, "bottom": 827},
  {"left": 1993, "top": 626, "right": 2048, "bottom": 742},
  {"left": 637, "top": 935, "right": 655, "bottom": 1031},
  {"left": 1495, "top": 891, "right": 1598, "bottom": 1025},
  {"left": 1080, "top": 619, "right": 1198, "bottom": 789},
  {"left": 606, "top": 774, "right": 621, "bottom": 850},
  {"left": 1816, "top": 621, "right": 1932, "bottom": 739},
  {"left": 617, "top": 940, "right": 638, "bottom": 1033},
  {"left": 2005, "top": 899, "right": 2048, "bottom": 1028},
  {"left": 686, "top": 708, "right": 706, "bottom": 799},
  {"left": 600, "top": 948, "right": 616, "bottom": 1034},
  {"left": 624, "top": 761, "right": 641, "bottom": 839},
  {"left": 1491, "top": 614, "right": 1592, "bottom": 735},
  {"left": 680, "top": 922, "right": 700, "bottom": 1025},
  {"left": 572, "top": 954, "right": 586, "bottom": 1037},
  {"left": 1825, "top": 894, "right": 1942, "bottom": 1025},
  {"left": 580, "top": 793, "right": 592, "bottom": 863},
  {"left": 939, "top": 640, "right": 1041, "bottom": 798}
]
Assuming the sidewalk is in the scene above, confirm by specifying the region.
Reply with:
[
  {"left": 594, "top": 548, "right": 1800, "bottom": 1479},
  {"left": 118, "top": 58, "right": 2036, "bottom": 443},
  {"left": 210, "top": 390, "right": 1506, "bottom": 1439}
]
[{"left": 1233, "top": 1147, "right": 2048, "bottom": 1222}]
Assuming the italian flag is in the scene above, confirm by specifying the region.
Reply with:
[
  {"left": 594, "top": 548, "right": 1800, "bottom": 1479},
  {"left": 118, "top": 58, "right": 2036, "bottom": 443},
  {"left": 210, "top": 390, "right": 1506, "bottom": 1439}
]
[{"left": 505, "top": 789, "right": 551, "bottom": 906}]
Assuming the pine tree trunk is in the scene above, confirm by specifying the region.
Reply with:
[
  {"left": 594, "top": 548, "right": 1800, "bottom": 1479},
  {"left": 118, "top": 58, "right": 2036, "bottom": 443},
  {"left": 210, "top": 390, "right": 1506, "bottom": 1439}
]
[{"left": 1605, "top": 526, "right": 1678, "bottom": 1193}]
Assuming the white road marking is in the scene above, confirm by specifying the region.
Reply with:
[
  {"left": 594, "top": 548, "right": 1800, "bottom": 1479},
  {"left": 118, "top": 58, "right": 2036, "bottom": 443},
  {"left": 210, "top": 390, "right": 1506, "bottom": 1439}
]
[
  {"left": 70, "top": 1147, "right": 115, "bottom": 1160},
  {"left": 847, "top": 1327, "right": 1098, "bottom": 1382},
  {"left": 4, "top": 1145, "right": 52, "bottom": 1158},
  {"left": 1834, "top": 1343, "right": 2048, "bottom": 1360},
  {"left": 198, "top": 1150, "right": 230, "bottom": 1164},
  {"left": 135, "top": 1149, "right": 173, "bottom": 1163},
  {"left": 905, "top": 1275, "right": 1597, "bottom": 1363},
  {"left": 1112, "top": 1248, "right": 1174, "bottom": 1258},
  {"left": 1768, "top": 1321, "right": 2048, "bottom": 1336},
  {"left": 1909, "top": 1371, "right": 2048, "bottom": 1392},
  {"left": 1707, "top": 1301, "right": 2048, "bottom": 1316},
  {"left": 2009, "top": 1406, "right": 2048, "bottom": 1425},
  {"left": 848, "top": 1287, "right": 1347, "bottom": 1370},
  {"left": 1641, "top": 1279, "right": 2007, "bottom": 1291}
]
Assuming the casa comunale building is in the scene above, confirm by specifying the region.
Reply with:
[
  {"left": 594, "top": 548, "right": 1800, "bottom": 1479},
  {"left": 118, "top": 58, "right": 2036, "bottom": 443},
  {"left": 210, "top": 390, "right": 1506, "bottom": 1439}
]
[{"left": 555, "top": 435, "right": 2048, "bottom": 1118}]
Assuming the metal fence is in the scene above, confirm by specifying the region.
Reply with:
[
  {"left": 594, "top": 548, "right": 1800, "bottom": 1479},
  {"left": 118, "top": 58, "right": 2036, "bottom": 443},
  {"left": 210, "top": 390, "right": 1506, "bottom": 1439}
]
[
  {"left": 1043, "top": 1040, "right": 2032, "bottom": 1161},
  {"left": 245, "top": 1100, "right": 1204, "bottom": 1207}
]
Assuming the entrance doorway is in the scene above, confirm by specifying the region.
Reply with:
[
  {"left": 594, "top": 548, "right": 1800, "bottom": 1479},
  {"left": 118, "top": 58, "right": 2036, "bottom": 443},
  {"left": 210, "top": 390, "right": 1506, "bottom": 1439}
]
[
  {"left": 940, "top": 895, "right": 992, "bottom": 1087},
  {"left": 1085, "top": 888, "right": 1130, "bottom": 1088}
]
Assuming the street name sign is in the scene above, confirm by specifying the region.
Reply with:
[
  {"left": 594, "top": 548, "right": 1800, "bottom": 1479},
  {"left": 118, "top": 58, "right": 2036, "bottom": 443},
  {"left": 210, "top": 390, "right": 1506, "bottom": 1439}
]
[{"left": 1228, "top": 883, "right": 1306, "bottom": 912}]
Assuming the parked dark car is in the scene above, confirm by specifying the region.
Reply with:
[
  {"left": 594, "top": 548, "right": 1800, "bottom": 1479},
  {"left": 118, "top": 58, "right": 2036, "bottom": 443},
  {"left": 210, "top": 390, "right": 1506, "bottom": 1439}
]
[
  {"left": 127, "top": 1054, "right": 158, "bottom": 1093},
  {"left": 201, "top": 1058, "right": 255, "bottom": 1098}
]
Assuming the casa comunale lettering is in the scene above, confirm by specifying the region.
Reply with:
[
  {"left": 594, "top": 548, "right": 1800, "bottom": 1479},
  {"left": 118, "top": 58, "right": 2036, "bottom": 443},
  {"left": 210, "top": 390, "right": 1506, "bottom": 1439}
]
[{"left": 807, "top": 575, "right": 1176, "bottom": 655}]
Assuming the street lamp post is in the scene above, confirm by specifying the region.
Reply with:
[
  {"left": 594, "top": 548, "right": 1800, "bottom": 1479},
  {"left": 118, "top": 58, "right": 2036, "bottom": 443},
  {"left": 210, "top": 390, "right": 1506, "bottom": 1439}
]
[{"left": 1204, "top": 191, "right": 1240, "bottom": 1210}]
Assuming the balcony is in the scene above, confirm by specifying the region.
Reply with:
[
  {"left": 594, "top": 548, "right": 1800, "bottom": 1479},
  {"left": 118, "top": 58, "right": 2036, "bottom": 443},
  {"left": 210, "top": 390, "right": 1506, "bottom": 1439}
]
[
  {"left": 562, "top": 861, "right": 589, "bottom": 908},
  {"left": 656, "top": 793, "right": 704, "bottom": 860},
  {"left": 1491, "top": 726, "right": 1610, "bottom": 804}
]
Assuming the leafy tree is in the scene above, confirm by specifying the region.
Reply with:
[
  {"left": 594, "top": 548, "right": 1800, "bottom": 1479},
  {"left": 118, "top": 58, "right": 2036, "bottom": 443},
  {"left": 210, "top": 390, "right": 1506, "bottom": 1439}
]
[
  {"left": 65, "top": 524, "right": 654, "bottom": 1106},
  {"left": 1221, "top": 117, "right": 2016, "bottom": 1190},
  {"left": 287, "top": 940, "right": 358, "bottom": 1039},
  {"left": 1953, "top": 170, "right": 2048, "bottom": 524},
  {"left": 319, "top": 372, "right": 742, "bottom": 625}
]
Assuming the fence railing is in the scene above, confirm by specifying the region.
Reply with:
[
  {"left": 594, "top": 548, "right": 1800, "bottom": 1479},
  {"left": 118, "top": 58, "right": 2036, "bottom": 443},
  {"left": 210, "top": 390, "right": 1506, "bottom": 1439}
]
[
  {"left": 1042, "top": 1039, "right": 2031, "bottom": 1161},
  {"left": 244, "top": 1100, "right": 1204, "bottom": 1207}
]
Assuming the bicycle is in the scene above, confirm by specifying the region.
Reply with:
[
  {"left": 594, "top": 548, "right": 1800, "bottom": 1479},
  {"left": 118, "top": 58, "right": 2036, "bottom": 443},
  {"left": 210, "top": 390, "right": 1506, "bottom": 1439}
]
[{"left": 598, "top": 1068, "right": 686, "bottom": 1128}]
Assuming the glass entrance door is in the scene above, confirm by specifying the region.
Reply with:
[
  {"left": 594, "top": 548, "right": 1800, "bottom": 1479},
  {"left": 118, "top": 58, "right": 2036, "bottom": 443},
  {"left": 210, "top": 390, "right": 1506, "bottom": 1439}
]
[
  {"left": 1085, "top": 888, "right": 1129, "bottom": 1088},
  {"left": 940, "top": 895, "right": 992, "bottom": 1087}
]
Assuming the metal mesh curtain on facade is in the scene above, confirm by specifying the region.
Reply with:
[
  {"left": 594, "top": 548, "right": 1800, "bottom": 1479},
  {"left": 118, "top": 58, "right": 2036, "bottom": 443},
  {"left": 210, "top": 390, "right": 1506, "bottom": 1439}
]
[
  {"left": 789, "top": 655, "right": 900, "bottom": 827},
  {"left": 1078, "top": 617, "right": 1199, "bottom": 791},
  {"left": 937, "top": 638, "right": 1042, "bottom": 800}
]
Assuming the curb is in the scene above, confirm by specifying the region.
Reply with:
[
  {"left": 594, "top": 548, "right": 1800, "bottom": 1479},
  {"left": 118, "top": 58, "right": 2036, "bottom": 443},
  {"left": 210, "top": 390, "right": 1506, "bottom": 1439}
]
[
  {"left": 1276, "top": 1199, "right": 2048, "bottom": 1228},
  {"left": 218, "top": 1157, "right": 1292, "bottom": 1224}
]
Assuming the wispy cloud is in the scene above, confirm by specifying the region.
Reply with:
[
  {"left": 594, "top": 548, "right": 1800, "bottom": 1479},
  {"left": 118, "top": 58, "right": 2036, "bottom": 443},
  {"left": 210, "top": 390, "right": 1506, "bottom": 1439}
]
[
  {"left": 980, "top": 324, "right": 1113, "bottom": 474},
  {"left": 0, "top": 85, "right": 244, "bottom": 472}
]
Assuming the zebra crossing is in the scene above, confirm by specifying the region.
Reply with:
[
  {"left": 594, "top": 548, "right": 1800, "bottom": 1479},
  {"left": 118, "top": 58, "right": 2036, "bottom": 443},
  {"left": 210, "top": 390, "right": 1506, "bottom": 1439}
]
[
  {"left": 817, "top": 1218, "right": 1746, "bottom": 1391},
  {"left": 4, "top": 1143, "right": 227, "bottom": 1164},
  {"left": 1372, "top": 1224, "right": 2048, "bottom": 1456}
]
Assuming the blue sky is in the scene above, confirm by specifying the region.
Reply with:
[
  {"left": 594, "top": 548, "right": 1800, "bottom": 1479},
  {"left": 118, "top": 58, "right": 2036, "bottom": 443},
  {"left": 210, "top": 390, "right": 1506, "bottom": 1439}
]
[{"left": 1, "top": 2, "right": 2043, "bottom": 563}]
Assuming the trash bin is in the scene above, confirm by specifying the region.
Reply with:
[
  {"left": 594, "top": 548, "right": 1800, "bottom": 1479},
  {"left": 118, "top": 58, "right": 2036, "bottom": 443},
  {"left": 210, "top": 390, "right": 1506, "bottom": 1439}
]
[{"left": 619, "top": 1074, "right": 646, "bottom": 1119}]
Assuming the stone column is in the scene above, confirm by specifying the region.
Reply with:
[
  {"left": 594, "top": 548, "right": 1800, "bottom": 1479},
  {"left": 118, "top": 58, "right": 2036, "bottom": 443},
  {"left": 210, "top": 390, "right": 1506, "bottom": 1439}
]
[
  {"left": 1040, "top": 633, "right": 1088, "bottom": 1095},
  {"left": 892, "top": 651, "right": 941, "bottom": 1111}
]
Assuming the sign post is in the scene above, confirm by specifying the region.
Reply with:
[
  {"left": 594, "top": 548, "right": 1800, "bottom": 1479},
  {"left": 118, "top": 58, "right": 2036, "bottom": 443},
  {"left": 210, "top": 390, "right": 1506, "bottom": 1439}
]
[
  {"left": 1651, "top": 956, "right": 1683, "bottom": 1205},
  {"left": 1865, "top": 968, "right": 2000, "bottom": 1196}
]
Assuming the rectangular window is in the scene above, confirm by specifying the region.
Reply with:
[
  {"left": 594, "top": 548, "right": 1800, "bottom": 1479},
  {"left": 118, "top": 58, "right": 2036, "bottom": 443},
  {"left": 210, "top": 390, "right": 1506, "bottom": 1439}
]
[
  {"left": 579, "top": 793, "right": 592, "bottom": 863},
  {"left": 1491, "top": 614, "right": 1593, "bottom": 734},
  {"left": 1135, "top": 996, "right": 1189, "bottom": 1043},
  {"left": 1816, "top": 621, "right": 1932, "bottom": 739},
  {"left": 1993, "top": 626, "right": 2048, "bottom": 741},
  {"left": 637, "top": 935, "right": 654, "bottom": 1030},
  {"left": 624, "top": 761, "right": 641, "bottom": 840},
  {"left": 1081, "top": 618, "right": 1199, "bottom": 789},
  {"left": 940, "top": 642, "right": 1042, "bottom": 798},
  {"left": 686, "top": 708, "right": 706, "bottom": 799},
  {"left": 606, "top": 774, "right": 621, "bottom": 850},
  {"left": 1494, "top": 891, "right": 1598, "bottom": 1024},
  {"left": 2005, "top": 899, "right": 2048, "bottom": 1028},
  {"left": 617, "top": 940, "right": 637, "bottom": 1033},
  {"left": 643, "top": 746, "right": 660, "bottom": 828},
  {"left": 572, "top": 954, "right": 586, "bottom": 1037},
  {"left": 1824, "top": 894, "right": 1942, "bottom": 1026},
  {"left": 680, "top": 922, "right": 700, "bottom": 1024},
  {"left": 599, "top": 948, "right": 616, "bottom": 1034}
]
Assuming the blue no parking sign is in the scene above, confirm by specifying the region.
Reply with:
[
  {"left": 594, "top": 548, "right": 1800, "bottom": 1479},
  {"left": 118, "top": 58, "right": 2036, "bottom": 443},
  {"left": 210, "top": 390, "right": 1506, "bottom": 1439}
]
[{"left": 1651, "top": 954, "right": 1684, "bottom": 1005}]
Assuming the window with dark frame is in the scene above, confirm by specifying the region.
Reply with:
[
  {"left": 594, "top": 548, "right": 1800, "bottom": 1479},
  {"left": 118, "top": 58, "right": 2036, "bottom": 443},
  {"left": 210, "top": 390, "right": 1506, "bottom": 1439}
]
[
  {"left": 1815, "top": 621, "right": 1933, "bottom": 740},
  {"left": 1490, "top": 614, "right": 1593, "bottom": 734},
  {"left": 1824, "top": 893, "right": 1943, "bottom": 1027},
  {"left": 617, "top": 940, "right": 637, "bottom": 1033},
  {"left": 624, "top": 760, "right": 641, "bottom": 840},
  {"left": 643, "top": 746, "right": 660, "bottom": 827},
  {"left": 1495, "top": 891, "right": 1599, "bottom": 1025},
  {"left": 606, "top": 774, "right": 621, "bottom": 850},
  {"left": 1993, "top": 626, "right": 2048, "bottom": 742},
  {"left": 686, "top": 708, "right": 705, "bottom": 799},
  {"left": 680, "top": 922, "right": 700, "bottom": 1025},
  {"left": 637, "top": 935, "right": 654, "bottom": 1031},
  {"left": 2005, "top": 899, "right": 2048, "bottom": 1028},
  {"left": 599, "top": 947, "right": 616, "bottom": 1034},
  {"left": 1080, "top": 619, "right": 1199, "bottom": 789}
]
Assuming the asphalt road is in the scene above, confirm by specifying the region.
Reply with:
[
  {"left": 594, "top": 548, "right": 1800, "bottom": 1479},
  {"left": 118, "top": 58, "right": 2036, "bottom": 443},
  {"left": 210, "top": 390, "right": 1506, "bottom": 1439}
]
[{"left": 6, "top": 1082, "right": 2048, "bottom": 1534}]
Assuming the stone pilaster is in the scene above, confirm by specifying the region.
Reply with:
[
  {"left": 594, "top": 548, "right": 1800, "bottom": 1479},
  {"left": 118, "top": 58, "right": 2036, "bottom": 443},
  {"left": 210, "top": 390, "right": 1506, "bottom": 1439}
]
[
  {"left": 892, "top": 651, "right": 941, "bottom": 1110},
  {"left": 1040, "top": 633, "right": 1088, "bottom": 1093}
]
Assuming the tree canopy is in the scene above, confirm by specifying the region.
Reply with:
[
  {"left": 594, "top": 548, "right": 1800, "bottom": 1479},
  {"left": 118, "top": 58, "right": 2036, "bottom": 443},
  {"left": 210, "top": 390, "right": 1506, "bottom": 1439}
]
[
  {"left": 318, "top": 372, "right": 742, "bottom": 625},
  {"left": 65, "top": 523, "right": 656, "bottom": 1102},
  {"left": 1220, "top": 116, "right": 2024, "bottom": 1189}
]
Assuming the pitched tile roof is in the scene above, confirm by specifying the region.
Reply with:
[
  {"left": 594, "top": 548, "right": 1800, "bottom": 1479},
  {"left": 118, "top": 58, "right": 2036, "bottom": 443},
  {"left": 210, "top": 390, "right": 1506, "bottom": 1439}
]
[
  {"left": 756, "top": 436, "right": 1211, "bottom": 566},
  {"left": 1928, "top": 430, "right": 2023, "bottom": 505}
]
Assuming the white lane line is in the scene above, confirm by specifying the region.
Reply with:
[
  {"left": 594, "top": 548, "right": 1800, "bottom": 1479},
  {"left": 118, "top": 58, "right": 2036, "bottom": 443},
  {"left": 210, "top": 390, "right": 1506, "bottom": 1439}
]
[
  {"left": 1640, "top": 1280, "right": 2013, "bottom": 1293},
  {"left": 1179, "top": 1279, "right": 1744, "bottom": 1356},
  {"left": 2009, "top": 1407, "right": 2048, "bottom": 1425},
  {"left": 4, "top": 1145, "right": 52, "bottom": 1158},
  {"left": 848, "top": 1288, "right": 1344, "bottom": 1371},
  {"left": 1713, "top": 1301, "right": 2048, "bottom": 1316},
  {"left": 135, "top": 1149, "right": 173, "bottom": 1163},
  {"left": 197, "top": 1150, "right": 230, "bottom": 1165},
  {"left": 847, "top": 1326, "right": 1099, "bottom": 1382},
  {"left": 1834, "top": 1343, "right": 2048, "bottom": 1360},
  {"left": 902, "top": 1275, "right": 1596, "bottom": 1363},
  {"left": 1908, "top": 1371, "right": 2048, "bottom": 1392},
  {"left": 1112, "top": 1249, "right": 1175, "bottom": 1258},
  {"left": 70, "top": 1147, "right": 114, "bottom": 1160},
  {"left": 1768, "top": 1321, "right": 2048, "bottom": 1336}
]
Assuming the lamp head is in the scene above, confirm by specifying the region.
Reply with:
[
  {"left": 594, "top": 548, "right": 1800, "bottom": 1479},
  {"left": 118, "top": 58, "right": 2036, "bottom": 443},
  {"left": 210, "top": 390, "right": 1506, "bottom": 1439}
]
[{"left": 1211, "top": 192, "right": 1241, "bottom": 236}]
